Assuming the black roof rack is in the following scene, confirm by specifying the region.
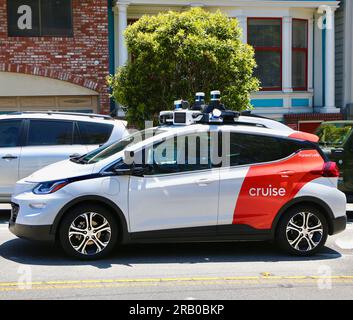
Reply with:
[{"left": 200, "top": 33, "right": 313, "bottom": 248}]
[{"left": 8, "top": 111, "right": 113, "bottom": 120}]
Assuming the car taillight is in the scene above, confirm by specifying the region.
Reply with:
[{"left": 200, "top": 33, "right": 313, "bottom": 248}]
[{"left": 311, "top": 162, "right": 340, "bottom": 178}]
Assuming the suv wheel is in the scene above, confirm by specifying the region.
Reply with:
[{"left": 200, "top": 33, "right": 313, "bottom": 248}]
[
  {"left": 59, "top": 204, "right": 118, "bottom": 260},
  {"left": 276, "top": 205, "right": 328, "bottom": 256}
]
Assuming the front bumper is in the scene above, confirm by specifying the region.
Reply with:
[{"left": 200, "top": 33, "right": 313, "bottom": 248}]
[
  {"left": 9, "top": 221, "right": 55, "bottom": 242},
  {"left": 331, "top": 215, "right": 347, "bottom": 235},
  {"left": 9, "top": 202, "right": 55, "bottom": 242}
]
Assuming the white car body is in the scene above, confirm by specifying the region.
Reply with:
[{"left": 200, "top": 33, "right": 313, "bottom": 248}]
[{"left": 10, "top": 119, "right": 347, "bottom": 252}]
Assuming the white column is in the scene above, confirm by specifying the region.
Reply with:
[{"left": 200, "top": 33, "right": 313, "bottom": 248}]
[
  {"left": 236, "top": 16, "right": 247, "bottom": 43},
  {"left": 114, "top": 1, "right": 129, "bottom": 67},
  {"left": 308, "top": 18, "right": 314, "bottom": 93},
  {"left": 324, "top": 7, "right": 337, "bottom": 111},
  {"left": 313, "top": 13, "right": 323, "bottom": 108},
  {"left": 282, "top": 16, "right": 293, "bottom": 93}
]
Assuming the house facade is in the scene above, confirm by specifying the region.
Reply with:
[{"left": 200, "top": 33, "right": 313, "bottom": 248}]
[
  {"left": 0, "top": 0, "right": 111, "bottom": 114},
  {"left": 111, "top": 0, "right": 343, "bottom": 131},
  {"left": 0, "top": 0, "right": 348, "bottom": 131}
]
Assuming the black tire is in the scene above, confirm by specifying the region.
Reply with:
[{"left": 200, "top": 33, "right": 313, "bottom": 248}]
[
  {"left": 276, "top": 205, "right": 328, "bottom": 256},
  {"left": 59, "top": 204, "right": 118, "bottom": 260}
]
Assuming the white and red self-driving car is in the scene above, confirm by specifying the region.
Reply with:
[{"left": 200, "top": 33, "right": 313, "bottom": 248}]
[{"left": 9, "top": 95, "right": 347, "bottom": 259}]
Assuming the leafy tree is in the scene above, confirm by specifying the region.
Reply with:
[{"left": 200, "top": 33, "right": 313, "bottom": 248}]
[{"left": 108, "top": 8, "right": 259, "bottom": 128}]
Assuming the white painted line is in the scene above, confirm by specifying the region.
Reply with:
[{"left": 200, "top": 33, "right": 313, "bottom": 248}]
[{"left": 347, "top": 204, "right": 353, "bottom": 212}]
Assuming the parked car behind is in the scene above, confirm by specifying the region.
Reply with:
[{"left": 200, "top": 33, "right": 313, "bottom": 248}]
[
  {"left": 316, "top": 121, "right": 353, "bottom": 200},
  {"left": 0, "top": 111, "right": 128, "bottom": 202}
]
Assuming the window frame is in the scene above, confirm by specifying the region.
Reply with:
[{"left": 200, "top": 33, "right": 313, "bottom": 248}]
[
  {"left": 292, "top": 18, "right": 308, "bottom": 91},
  {"left": 247, "top": 17, "right": 283, "bottom": 91}
]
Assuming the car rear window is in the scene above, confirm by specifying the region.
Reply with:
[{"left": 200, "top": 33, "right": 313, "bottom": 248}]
[
  {"left": 77, "top": 122, "right": 113, "bottom": 145},
  {"left": 227, "top": 133, "right": 303, "bottom": 166}
]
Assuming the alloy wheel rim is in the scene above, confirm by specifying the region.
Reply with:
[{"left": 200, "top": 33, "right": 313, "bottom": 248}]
[
  {"left": 68, "top": 212, "right": 112, "bottom": 255},
  {"left": 286, "top": 212, "right": 323, "bottom": 252}
]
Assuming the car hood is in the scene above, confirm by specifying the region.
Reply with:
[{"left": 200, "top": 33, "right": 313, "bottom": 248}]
[{"left": 24, "top": 159, "right": 97, "bottom": 183}]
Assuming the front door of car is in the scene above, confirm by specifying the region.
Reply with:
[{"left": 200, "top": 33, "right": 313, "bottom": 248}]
[
  {"left": 128, "top": 131, "right": 220, "bottom": 234},
  {"left": 19, "top": 119, "right": 88, "bottom": 179},
  {"left": 0, "top": 119, "right": 23, "bottom": 199}
]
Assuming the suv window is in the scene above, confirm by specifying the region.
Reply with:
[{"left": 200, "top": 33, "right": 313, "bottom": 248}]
[
  {"left": 77, "top": 122, "right": 113, "bottom": 145},
  {"left": 0, "top": 120, "right": 22, "bottom": 148},
  {"left": 27, "top": 120, "right": 73, "bottom": 146},
  {"left": 144, "top": 132, "right": 212, "bottom": 175},
  {"left": 226, "top": 133, "right": 302, "bottom": 166}
]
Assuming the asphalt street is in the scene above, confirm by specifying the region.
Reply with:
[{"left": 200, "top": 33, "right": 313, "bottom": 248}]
[{"left": 0, "top": 204, "right": 353, "bottom": 300}]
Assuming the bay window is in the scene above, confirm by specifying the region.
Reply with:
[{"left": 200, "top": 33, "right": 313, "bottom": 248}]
[
  {"left": 292, "top": 19, "right": 308, "bottom": 91},
  {"left": 248, "top": 18, "right": 282, "bottom": 91}
]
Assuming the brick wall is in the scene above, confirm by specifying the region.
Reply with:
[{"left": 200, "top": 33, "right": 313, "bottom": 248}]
[{"left": 0, "top": 0, "right": 110, "bottom": 114}]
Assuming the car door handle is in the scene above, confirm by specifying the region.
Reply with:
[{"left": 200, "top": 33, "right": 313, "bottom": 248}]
[
  {"left": 2, "top": 155, "right": 18, "bottom": 160},
  {"left": 279, "top": 170, "right": 295, "bottom": 178},
  {"left": 195, "top": 178, "right": 214, "bottom": 186}
]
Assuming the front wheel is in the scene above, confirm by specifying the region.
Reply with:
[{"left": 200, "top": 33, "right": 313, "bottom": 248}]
[
  {"left": 276, "top": 205, "right": 328, "bottom": 256},
  {"left": 59, "top": 204, "right": 118, "bottom": 260}
]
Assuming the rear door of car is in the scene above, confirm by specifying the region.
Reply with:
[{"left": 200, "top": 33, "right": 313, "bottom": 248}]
[
  {"left": 218, "top": 131, "right": 305, "bottom": 232},
  {"left": 0, "top": 118, "right": 24, "bottom": 198},
  {"left": 19, "top": 119, "right": 87, "bottom": 179}
]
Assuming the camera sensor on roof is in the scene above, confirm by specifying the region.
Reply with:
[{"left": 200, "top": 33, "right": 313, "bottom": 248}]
[{"left": 159, "top": 90, "right": 238, "bottom": 126}]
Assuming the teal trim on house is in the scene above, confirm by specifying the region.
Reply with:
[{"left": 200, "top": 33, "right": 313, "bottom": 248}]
[
  {"left": 292, "top": 98, "right": 310, "bottom": 107},
  {"left": 251, "top": 99, "right": 284, "bottom": 108}
]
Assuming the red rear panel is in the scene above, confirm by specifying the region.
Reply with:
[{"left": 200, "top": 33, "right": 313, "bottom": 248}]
[{"left": 233, "top": 150, "right": 324, "bottom": 229}]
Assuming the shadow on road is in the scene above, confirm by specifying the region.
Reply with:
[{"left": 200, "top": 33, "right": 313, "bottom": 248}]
[{"left": 0, "top": 237, "right": 341, "bottom": 269}]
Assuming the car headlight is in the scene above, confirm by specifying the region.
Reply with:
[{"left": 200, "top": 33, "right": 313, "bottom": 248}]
[{"left": 33, "top": 180, "right": 69, "bottom": 195}]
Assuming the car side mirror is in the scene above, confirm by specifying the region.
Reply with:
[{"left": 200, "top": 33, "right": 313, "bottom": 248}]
[
  {"left": 112, "top": 166, "right": 133, "bottom": 176},
  {"left": 113, "top": 163, "right": 145, "bottom": 177}
]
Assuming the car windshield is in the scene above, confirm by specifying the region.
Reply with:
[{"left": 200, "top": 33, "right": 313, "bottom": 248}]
[
  {"left": 73, "top": 127, "right": 167, "bottom": 164},
  {"left": 316, "top": 123, "right": 353, "bottom": 147}
]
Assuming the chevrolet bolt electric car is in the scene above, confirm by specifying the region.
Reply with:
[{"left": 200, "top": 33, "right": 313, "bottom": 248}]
[
  {"left": 9, "top": 105, "right": 347, "bottom": 259},
  {"left": 0, "top": 111, "right": 128, "bottom": 203}
]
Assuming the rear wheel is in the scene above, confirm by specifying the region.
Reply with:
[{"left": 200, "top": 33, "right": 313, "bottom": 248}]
[
  {"left": 276, "top": 205, "right": 328, "bottom": 256},
  {"left": 59, "top": 204, "right": 118, "bottom": 260}
]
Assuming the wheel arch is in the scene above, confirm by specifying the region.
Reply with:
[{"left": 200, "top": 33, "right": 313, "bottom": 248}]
[
  {"left": 50, "top": 196, "right": 130, "bottom": 243},
  {"left": 271, "top": 196, "right": 336, "bottom": 237}
]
